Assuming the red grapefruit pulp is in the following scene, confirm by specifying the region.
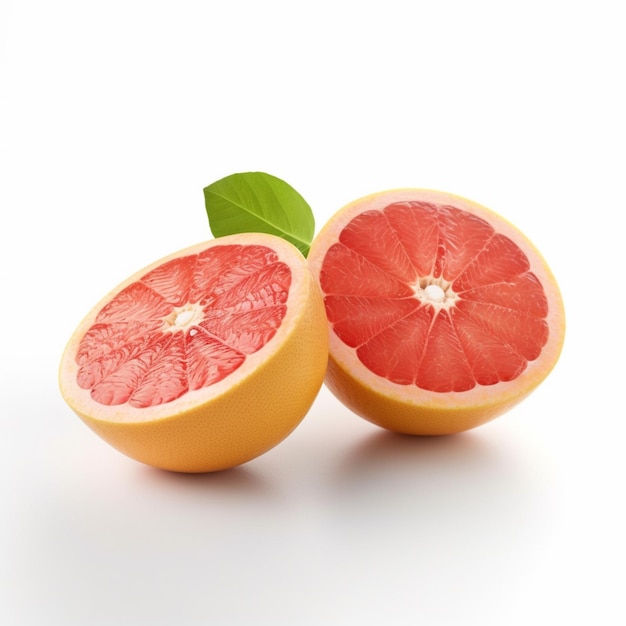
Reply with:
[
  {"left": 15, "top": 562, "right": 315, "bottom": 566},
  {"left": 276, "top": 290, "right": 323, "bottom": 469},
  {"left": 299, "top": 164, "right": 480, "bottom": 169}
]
[
  {"left": 308, "top": 189, "right": 565, "bottom": 434},
  {"left": 59, "top": 233, "right": 328, "bottom": 472}
]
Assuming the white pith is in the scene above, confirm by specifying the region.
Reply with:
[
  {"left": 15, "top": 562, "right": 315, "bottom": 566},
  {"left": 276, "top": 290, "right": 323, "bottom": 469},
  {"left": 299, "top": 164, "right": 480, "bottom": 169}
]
[
  {"left": 162, "top": 302, "right": 205, "bottom": 333},
  {"left": 413, "top": 276, "right": 459, "bottom": 311}
]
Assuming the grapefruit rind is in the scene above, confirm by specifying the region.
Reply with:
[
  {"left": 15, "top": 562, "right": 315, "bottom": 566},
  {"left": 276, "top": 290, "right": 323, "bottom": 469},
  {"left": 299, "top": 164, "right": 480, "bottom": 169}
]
[
  {"left": 59, "top": 233, "right": 329, "bottom": 472},
  {"left": 308, "top": 189, "right": 566, "bottom": 435}
]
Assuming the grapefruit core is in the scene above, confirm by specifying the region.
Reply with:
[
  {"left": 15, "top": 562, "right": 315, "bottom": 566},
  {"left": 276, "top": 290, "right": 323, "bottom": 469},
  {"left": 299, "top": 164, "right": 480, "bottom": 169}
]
[
  {"left": 308, "top": 189, "right": 565, "bottom": 435},
  {"left": 59, "top": 233, "right": 328, "bottom": 472}
]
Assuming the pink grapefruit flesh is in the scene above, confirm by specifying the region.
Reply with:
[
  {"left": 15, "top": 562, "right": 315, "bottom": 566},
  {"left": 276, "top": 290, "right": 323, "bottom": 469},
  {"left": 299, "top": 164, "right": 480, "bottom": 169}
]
[
  {"left": 308, "top": 189, "right": 565, "bottom": 435},
  {"left": 59, "top": 233, "right": 328, "bottom": 472}
]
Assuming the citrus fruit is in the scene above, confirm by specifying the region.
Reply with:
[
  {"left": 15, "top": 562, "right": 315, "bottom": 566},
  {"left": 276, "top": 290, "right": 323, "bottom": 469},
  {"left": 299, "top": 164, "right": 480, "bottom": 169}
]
[
  {"left": 59, "top": 233, "right": 328, "bottom": 472},
  {"left": 308, "top": 189, "right": 565, "bottom": 435}
]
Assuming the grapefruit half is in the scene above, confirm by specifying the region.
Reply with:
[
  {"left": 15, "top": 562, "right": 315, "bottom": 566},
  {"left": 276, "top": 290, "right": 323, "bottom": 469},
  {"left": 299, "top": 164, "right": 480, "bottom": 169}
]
[
  {"left": 308, "top": 189, "right": 565, "bottom": 435},
  {"left": 59, "top": 233, "right": 328, "bottom": 472}
]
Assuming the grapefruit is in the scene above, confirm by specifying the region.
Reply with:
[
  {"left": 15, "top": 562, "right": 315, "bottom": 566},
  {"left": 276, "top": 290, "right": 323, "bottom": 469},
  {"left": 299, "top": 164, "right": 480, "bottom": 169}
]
[
  {"left": 308, "top": 189, "right": 565, "bottom": 435},
  {"left": 59, "top": 233, "right": 328, "bottom": 472}
]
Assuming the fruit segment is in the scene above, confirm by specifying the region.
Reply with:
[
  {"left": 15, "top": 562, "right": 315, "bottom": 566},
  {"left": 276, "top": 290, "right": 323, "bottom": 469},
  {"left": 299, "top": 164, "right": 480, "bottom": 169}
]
[
  {"left": 318, "top": 200, "right": 551, "bottom": 393},
  {"left": 75, "top": 245, "right": 290, "bottom": 407}
]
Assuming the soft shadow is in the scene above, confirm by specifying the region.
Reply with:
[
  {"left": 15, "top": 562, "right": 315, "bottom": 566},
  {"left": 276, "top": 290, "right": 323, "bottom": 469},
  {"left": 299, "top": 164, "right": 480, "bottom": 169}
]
[
  {"left": 323, "top": 427, "right": 547, "bottom": 538},
  {"left": 130, "top": 461, "right": 283, "bottom": 503},
  {"left": 334, "top": 428, "right": 501, "bottom": 480}
]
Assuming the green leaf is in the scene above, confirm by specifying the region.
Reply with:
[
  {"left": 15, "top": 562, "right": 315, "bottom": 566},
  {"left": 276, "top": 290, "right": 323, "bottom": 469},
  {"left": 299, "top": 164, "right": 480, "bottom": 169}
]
[{"left": 203, "top": 172, "right": 315, "bottom": 257}]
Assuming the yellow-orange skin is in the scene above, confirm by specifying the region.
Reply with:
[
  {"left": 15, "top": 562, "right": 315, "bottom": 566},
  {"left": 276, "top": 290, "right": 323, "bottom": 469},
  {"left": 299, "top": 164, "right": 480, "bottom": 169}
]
[
  {"left": 59, "top": 234, "right": 329, "bottom": 472},
  {"left": 308, "top": 189, "right": 566, "bottom": 435}
]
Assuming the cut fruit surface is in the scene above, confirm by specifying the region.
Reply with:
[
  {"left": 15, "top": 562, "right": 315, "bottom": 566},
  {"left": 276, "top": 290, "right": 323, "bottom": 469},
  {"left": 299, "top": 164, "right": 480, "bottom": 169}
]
[
  {"left": 59, "top": 233, "right": 328, "bottom": 472},
  {"left": 308, "top": 189, "right": 565, "bottom": 435}
]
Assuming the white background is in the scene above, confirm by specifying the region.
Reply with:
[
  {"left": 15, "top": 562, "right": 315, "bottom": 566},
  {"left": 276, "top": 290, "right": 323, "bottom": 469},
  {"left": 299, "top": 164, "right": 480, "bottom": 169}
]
[{"left": 1, "top": 1, "right": 624, "bottom": 624}]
